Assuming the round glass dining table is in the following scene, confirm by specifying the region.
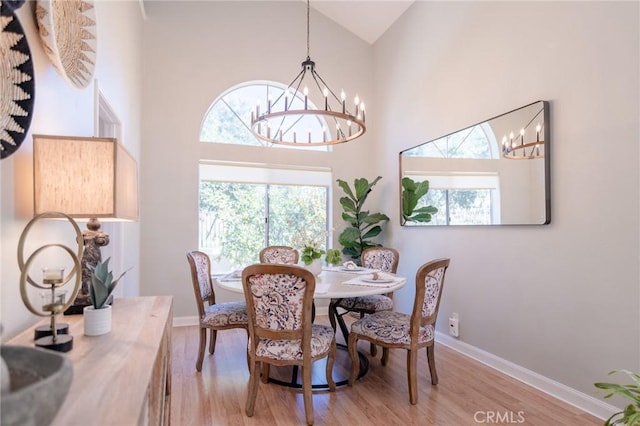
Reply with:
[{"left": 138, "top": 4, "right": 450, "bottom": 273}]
[{"left": 214, "top": 266, "right": 407, "bottom": 389}]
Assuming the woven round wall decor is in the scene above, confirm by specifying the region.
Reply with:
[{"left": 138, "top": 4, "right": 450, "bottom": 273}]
[
  {"left": 35, "top": 0, "right": 97, "bottom": 89},
  {"left": 0, "top": 0, "right": 35, "bottom": 160},
  {"left": 4, "top": 1, "right": 26, "bottom": 10}
]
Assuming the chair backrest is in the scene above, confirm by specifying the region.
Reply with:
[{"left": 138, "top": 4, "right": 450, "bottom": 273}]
[
  {"left": 259, "top": 246, "right": 299, "bottom": 264},
  {"left": 186, "top": 250, "right": 215, "bottom": 318},
  {"left": 410, "top": 258, "right": 450, "bottom": 338},
  {"left": 361, "top": 247, "right": 400, "bottom": 273},
  {"left": 242, "top": 264, "right": 315, "bottom": 349}
]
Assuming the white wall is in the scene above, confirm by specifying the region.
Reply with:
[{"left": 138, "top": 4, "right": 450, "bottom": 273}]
[
  {"left": 376, "top": 0, "right": 639, "bottom": 402},
  {"left": 0, "top": 1, "right": 143, "bottom": 340},
  {"left": 140, "top": 1, "right": 376, "bottom": 317}
]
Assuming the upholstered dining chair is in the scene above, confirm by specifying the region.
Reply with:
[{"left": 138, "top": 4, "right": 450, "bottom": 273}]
[
  {"left": 347, "top": 258, "right": 450, "bottom": 405},
  {"left": 330, "top": 247, "right": 399, "bottom": 354},
  {"left": 186, "top": 250, "right": 248, "bottom": 372},
  {"left": 259, "top": 245, "right": 299, "bottom": 264},
  {"left": 242, "top": 263, "right": 336, "bottom": 425}
]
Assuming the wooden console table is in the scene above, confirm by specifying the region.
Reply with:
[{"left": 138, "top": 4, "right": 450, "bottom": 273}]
[{"left": 7, "top": 296, "right": 173, "bottom": 426}]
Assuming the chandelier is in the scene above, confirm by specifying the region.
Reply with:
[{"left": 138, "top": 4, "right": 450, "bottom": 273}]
[
  {"left": 250, "top": 0, "right": 366, "bottom": 146},
  {"left": 501, "top": 106, "right": 545, "bottom": 159}
]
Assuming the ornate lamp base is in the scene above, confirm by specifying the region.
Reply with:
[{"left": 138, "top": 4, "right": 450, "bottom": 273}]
[{"left": 35, "top": 334, "right": 73, "bottom": 353}]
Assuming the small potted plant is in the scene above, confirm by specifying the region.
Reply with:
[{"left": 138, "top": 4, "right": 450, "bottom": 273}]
[
  {"left": 325, "top": 249, "right": 342, "bottom": 267},
  {"left": 300, "top": 241, "right": 325, "bottom": 276},
  {"left": 84, "top": 257, "right": 130, "bottom": 336}
]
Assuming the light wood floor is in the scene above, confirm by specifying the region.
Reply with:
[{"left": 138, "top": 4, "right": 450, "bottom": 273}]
[{"left": 170, "top": 316, "right": 601, "bottom": 425}]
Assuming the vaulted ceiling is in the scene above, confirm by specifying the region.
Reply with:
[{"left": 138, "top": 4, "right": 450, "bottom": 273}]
[{"left": 140, "top": 1, "right": 415, "bottom": 45}]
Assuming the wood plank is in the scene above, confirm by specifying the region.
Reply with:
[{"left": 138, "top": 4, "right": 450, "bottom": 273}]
[
  {"left": 170, "top": 315, "right": 601, "bottom": 425},
  {"left": 7, "top": 296, "right": 173, "bottom": 426}
]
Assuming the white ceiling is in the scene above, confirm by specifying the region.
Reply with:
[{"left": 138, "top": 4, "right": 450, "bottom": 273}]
[
  {"left": 140, "top": 1, "right": 414, "bottom": 45},
  {"left": 308, "top": 1, "right": 415, "bottom": 44}
]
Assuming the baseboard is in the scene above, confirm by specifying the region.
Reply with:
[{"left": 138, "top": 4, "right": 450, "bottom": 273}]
[
  {"left": 435, "top": 331, "right": 618, "bottom": 421},
  {"left": 173, "top": 316, "right": 198, "bottom": 327}
]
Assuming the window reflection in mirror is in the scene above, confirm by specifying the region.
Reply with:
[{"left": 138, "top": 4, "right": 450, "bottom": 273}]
[{"left": 400, "top": 101, "right": 550, "bottom": 226}]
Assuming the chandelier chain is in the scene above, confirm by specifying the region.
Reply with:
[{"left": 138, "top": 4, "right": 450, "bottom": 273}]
[{"left": 306, "top": 0, "right": 310, "bottom": 58}]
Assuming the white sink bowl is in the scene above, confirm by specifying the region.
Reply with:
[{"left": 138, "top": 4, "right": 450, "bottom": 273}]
[{"left": 1, "top": 345, "right": 73, "bottom": 426}]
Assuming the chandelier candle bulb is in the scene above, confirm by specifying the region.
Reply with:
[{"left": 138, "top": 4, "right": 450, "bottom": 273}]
[
  {"left": 536, "top": 123, "right": 541, "bottom": 142},
  {"left": 323, "top": 87, "right": 328, "bottom": 110},
  {"left": 303, "top": 86, "right": 308, "bottom": 109}
]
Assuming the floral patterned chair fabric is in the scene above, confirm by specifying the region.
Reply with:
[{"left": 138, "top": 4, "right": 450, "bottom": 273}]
[
  {"left": 330, "top": 247, "right": 399, "bottom": 357},
  {"left": 347, "top": 258, "right": 450, "bottom": 405},
  {"left": 242, "top": 264, "right": 336, "bottom": 425},
  {"left": 333, "top": 247, "right": 399, "bottom": 314},
  {"left": 259, "top": 246, "right": 299, "bottom": 264},
  {"left": 186, "top": 250, "right": 248, "bottom": 372}
]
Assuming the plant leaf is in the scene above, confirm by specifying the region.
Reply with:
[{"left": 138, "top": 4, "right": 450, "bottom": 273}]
[{"left": 336, "top": 179, "right": 355, "bottom": 200}]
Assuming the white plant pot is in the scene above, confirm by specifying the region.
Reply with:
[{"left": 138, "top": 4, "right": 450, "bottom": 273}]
[
  {"left": 304, "top": 259, "right": 323, "bottom": 276},
  {"left": 83, "top": 305, "right": 112, "bottom": 336}
]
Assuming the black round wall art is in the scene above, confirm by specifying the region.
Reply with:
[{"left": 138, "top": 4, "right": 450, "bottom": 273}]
[{"left": 1, "top": 0, "right": 35, "bottom": 160}]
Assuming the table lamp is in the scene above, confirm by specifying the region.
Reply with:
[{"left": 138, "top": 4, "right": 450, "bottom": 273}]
[{"left": 32, "top": 134, "right": 139, "bottom": 314}]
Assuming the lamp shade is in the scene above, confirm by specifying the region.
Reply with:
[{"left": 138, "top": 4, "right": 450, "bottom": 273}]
[{"left": 33, "top": 135, "right": 138, "bottom": 221}]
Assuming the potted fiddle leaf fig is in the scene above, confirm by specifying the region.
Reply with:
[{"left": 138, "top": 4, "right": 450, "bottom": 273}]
[
  {"left": 594, "top": 370, "right": 640, "bottom": 425},
  {"left": 336, "top": 176, "right": 389, "bottom": 264},
  {"left": 84, "top": 257, "right": 130, "bottom": 336},
  {"left": 402, "top": 176, "right": 438, "bottom": 224}
]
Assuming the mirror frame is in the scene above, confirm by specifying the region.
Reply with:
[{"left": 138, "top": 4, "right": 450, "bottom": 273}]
[{"left": 399, "top": 100, "right": 550, "bottom": 226}]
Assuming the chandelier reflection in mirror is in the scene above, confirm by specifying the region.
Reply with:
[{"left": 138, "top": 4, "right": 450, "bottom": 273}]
[
  {"left": 501, "top": 105, "right": 545, "bottom": 160},
  {"left": 250, "top": 0, "right": 366, "bottom": 146}
]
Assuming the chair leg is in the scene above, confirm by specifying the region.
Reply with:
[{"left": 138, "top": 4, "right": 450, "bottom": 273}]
[
  {"left": 381, "top": 347, "right": 390, "bottom": 366},
  {"left": 302, "top": 364, "right": 314, "bottom": 425},
  {"left": 245, "top": 360, "right": 260, "bottom": 417},
  {"left": 196, "top": 327, "right": 206, "bottom": 372},
  {"left": 326, "top": 339, "right": 337, "bottom": 391},
  {"left": 261, "top": 363, "right": 270, "bottom": 384},
  {"left": 427, "top": 344, "right": 438, "bottom": 385},
  {"left": 209, "top": 329, "right": 217, "bottom": 354},
  {"left": 407, "top": 349, "right": 418, "bottom": 405},
  {"left": 347, "top": 333, "right": 360, "bottom": 386},
  {"left": 370, "top": 342, "right": 378, "bottom": 357}
]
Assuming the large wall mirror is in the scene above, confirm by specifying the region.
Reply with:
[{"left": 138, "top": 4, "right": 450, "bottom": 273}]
[{"left": 400, "top": 100, "right": 550, "bottom": 226}]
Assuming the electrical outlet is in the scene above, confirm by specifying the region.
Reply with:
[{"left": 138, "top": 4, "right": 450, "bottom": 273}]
[{"left": 448, "top": 313, "right": 459, "bottom": 337}]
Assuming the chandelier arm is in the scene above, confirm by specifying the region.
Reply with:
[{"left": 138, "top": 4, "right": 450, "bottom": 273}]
[
  {"left": 281, "top": 115, "right": 306, "bottom": 139},
  {"left": 268, "top": 69, "right": 308, "bottom": 137},
  {"left": 311, "top": 69, "right": 345, "bottom": 107},
  {"left": 271, "top": 68, "right": 306, "bottom": 108},
  {"left": 523, "top": 107, "right": 544, "bottom": 131}
]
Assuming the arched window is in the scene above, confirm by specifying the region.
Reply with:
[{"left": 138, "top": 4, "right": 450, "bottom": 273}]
[
  {"left": 200, "top": 81, "right": 328, "bottom": 151},
  {"left": 405, "top": 123, "right": 498, "bottom": 159}
]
